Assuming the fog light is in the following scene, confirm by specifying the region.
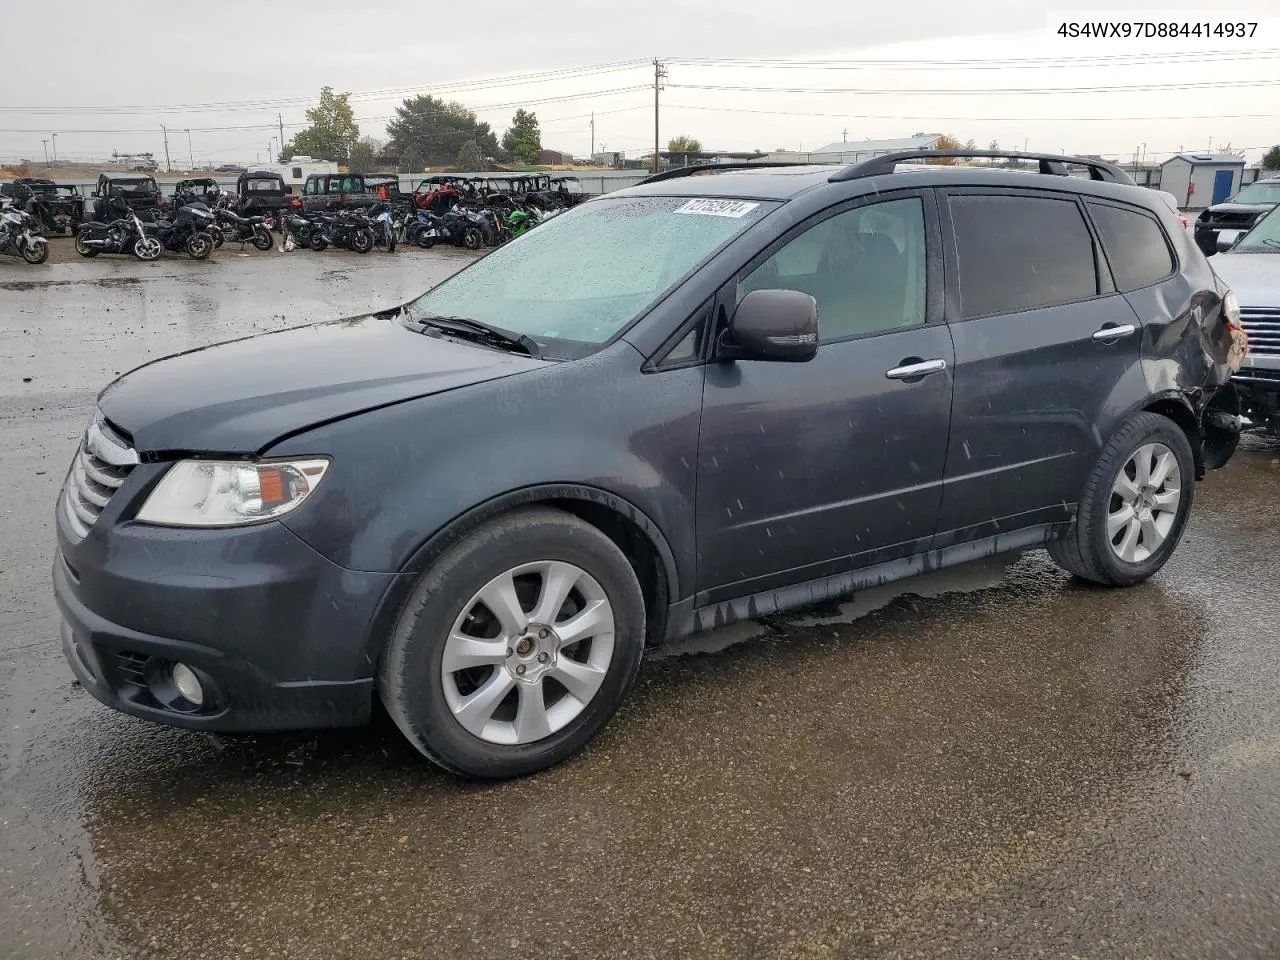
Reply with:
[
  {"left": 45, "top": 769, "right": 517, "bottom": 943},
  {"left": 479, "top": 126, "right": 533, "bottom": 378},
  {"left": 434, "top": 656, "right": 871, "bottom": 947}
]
[{"left": 171, "top": 663, "right": 204, "bottom": 706}]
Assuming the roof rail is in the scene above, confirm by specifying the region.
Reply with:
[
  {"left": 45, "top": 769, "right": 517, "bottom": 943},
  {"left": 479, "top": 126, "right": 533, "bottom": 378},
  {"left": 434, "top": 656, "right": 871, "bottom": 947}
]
[
  {"left": 636, "top": 161, "right": 825, "bottom": 184},
  {"left": 830, "top": 150, "right": 1134, "bottom": 185}
]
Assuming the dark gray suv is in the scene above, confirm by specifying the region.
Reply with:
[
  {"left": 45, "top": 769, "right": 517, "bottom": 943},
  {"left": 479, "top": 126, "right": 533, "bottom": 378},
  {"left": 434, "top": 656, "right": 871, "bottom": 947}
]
[{"left": 53, "top": 151, "right": 1245, "bottom": 778}]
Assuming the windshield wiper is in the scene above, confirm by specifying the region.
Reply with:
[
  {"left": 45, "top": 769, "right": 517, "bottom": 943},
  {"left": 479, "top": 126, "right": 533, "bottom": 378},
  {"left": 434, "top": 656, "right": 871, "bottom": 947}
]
[
  {"left": 1261, "top": 238, "right": 1280, "bottom": 249},
  {"left": 411, "top": 314, "right": 541, "bottom": 359}
]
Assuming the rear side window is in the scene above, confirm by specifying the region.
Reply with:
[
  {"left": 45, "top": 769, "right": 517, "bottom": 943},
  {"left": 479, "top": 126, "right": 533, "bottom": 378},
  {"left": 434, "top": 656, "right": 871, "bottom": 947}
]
[
  {"left": 949, "top": 195, "right": 1098, "bottom": 318},
  {"left": 1087, "top": 202, "right": 1174, "bottom": 291}
]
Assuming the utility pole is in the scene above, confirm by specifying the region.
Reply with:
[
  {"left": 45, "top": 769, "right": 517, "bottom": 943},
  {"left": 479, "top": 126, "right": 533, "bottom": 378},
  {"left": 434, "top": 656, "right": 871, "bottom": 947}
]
[
  {"left": 590, "top": 112, "right": 595, "bottom": 160},
  {"left": 652, "top": 59, "right": 667, "bottom": 175},
  {"left": 160, "top": 124, "right": 172, "bottom": 172},
  {"left": 185, "top": 129, "right": 194, "bottom": 170},
  {"left": 277, "top": 113, "right": 285, "bottom": 160},
  {"left": 41, "top": 140, "right": 49, "bottom": 166},
  {"left": 51, "top": 133, "right": 57, "bottom": 164},
  {"left": 842, "top": 128, "right": 848, "bottom": 143}
]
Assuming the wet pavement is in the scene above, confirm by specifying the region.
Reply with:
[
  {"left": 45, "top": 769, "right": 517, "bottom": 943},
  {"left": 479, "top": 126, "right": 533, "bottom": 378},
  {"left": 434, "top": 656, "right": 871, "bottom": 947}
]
[{"left": 2, "top": 250, "right": 1279, "bottom": 960}]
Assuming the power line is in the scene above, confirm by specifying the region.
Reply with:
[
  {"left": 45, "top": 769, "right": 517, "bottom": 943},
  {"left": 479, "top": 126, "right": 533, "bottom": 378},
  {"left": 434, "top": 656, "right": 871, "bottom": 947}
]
[
  {"left": 662, "top": 102, "right": 1277, "bottom": 122},
  {"left": 669, "top": 49, "right": 1280, "bottom": 70},
  {"left": 668, "top": 78, "right": 1279, "bottom": 96}
]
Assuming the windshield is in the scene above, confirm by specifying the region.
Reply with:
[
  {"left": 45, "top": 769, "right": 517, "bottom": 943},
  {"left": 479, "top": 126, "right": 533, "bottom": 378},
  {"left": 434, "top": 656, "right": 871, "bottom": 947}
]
[
  {"left": 404, "top": 195, "right": 776, "bottom": 359},
  {"left": 1233, "top": 205, "right": 1280, "bottom": 252},
  {"left": 114, "top": 179, "right": 157, "bottom": 194},
  {"left": 1231, "top": 181, "right": 1280, "bottom": 205}
]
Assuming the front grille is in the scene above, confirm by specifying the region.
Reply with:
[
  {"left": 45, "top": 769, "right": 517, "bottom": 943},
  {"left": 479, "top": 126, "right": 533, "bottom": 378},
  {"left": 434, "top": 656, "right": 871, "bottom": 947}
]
[
  {"left": 1202, "top": 211, "right": 1261, "bottom": 229},
  {"left": 1240, "top": 307, "right": 1280, "bottom": 358},
  {"left": 60, "top": 414, "right": 138, "bottom": 542}
]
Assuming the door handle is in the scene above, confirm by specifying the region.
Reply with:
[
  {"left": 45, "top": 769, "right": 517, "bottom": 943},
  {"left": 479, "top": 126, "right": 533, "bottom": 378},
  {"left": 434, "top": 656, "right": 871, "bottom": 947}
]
[
  {"left": 1091, "top": 323, "right": 1137, "bottom": 341},
  {"left": 885, "top": 358, "right": 947, "bottom": 380}
]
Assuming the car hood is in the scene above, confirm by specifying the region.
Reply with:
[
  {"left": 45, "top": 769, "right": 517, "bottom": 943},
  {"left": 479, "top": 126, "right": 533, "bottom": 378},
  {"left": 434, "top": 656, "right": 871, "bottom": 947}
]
[
  {"left": 1199, "top": 202, "right": 1275, "bottom": 220},
  {"left": 98, "top": 314, "right": 547, "bottom": 454},
  {"left": 1209, "top": 252, "right": 1280, "bottom": 307}
]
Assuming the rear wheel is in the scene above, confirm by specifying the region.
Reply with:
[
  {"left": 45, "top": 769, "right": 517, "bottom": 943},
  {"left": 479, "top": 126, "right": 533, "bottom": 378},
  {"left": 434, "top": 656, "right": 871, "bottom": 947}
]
[
  {"left": 379, "top": 508, "right": 646, "bottom": 778},
  {"left": 1048, "top": 412, "right": 1195, "bottom": 586},
  {"left": 21, "top": 238, "right": 49, "bottom": 264},
  {"left": 74, "top": 231, "right": 98, "bottom": 258},
  {"left": 251, "top": 226, "right": 273, "bottom": 251},
  {"left": 310, "top": 234, "right": 328, "bottom": 252}
]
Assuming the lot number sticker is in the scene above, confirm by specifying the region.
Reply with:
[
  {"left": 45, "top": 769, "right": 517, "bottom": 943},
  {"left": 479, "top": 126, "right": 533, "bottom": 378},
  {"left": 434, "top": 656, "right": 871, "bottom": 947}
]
[{"left": 674, "top": 199, "right": 760, "bottom": 218}]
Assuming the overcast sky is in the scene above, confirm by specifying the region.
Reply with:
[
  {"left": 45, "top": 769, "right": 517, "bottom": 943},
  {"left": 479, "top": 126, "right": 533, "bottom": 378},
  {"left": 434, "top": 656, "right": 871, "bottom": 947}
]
[{"left": 1, "top": 0, "right": 1275, "bottom": 167}]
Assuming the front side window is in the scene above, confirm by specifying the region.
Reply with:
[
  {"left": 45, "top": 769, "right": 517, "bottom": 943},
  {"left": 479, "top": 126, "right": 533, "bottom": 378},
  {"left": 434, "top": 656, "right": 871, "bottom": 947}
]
[
  {"left": 405, "top": 196, "right": 776, "bottom": 359},
  {"left": 1087, "top": 202, "right": 1174, "bottom": 290},
  {"left": 739, "top": 197, "right": 927, "bottom": 341},
  {"left": 949, "top": 194, "right": 1098, "bottom": 318}
]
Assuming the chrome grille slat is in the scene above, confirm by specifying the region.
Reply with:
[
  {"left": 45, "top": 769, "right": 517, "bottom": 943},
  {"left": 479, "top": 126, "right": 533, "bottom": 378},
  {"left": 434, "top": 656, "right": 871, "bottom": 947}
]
[
  {"left": 59, "top": 413, "right": 137, "bottom": 542},
  {"left": 1240, "top": 310, "right": 1280, "bottom": 357}
]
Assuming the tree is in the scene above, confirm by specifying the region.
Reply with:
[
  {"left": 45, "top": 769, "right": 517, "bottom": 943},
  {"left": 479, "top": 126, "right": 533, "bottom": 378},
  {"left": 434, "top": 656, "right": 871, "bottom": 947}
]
[
  {"left": 387, "top": 96, "right": 499, "bottom": 167},
  {"left": 348, "top": 136, "right": 383, "bottom": 172},
  {"left": 1263, "top": 146, "right": 1280, "bottom": 171},
  {"left": 988, "top": 139, "right": 1000, "bottom": 151},
  {"left": 502, "top": 109, "right": 542, "bottom": 165},
  {"left": 398, "top": 146, "right": 425, "bottom": 173},
  {"left": 282, "top": 87, "right": 359, "bottom": 162},
  {"left": 668, "top": 135, "right": 702, "bottom": 153},
  {"left": 927, "top": 134, "right": 970, "bottom": 165},
  {"left": 454, "top": 140, "right": 484, "bottom": 171}
]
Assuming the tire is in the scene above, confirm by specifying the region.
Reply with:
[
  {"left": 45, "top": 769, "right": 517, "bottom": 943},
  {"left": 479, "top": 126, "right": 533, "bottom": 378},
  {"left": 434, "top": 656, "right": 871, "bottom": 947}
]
[
  {"left": 379, "top": 507, "right": 647, "bottom": 779},
  {"left": 252, "top": 226, "right": 273, "bottom": 251},
  {"left": 463, "top": 227, "right": 482, "bottom": 250},
  {"left": 350, "top": 228, "right": 374, "bottom": 254},
  {"left": 185, "top": 232, "right": 213, "bottom": 260},
  {"left": 21, "top": 238, "right": 49, "bottom": 264},
  {"left": 1047, "top": 411, "right": 1195, "bottom": 587},
  {"left": 132, "top": 236, "right": 163, "bottom": 261},
  {"left": 75, "top": 231, "right": 98, "bottom": 258},
  {"left": 310, "top": 234, "right": 328, "bottom": 252},
  {"left": 417, "top": 233, "right": 436, "bottom": 250}
]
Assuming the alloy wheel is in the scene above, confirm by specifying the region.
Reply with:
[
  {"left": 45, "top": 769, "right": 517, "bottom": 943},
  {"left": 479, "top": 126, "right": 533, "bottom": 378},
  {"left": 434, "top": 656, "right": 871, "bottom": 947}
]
[
  {"left": 440, "top": 560, "right": 615, "bottom": 745},
  {"left": 1107, "top": 442, "right": 1181, "bottom": 564}
]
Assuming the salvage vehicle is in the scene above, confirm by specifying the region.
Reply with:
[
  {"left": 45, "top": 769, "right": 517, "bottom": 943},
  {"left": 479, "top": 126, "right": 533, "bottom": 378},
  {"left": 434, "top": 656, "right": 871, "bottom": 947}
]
[
  {"left": 171, "top": 177, "right": 225, "bottom": 209},
  {"left": 0, "top": 201, "right": 49, "bottom": 263},
  {"left": 235, "top": 170, "right": 290, "bottom": 219},
  {"left": 54, "top": 151, "right": 1244, "bottom": 779},
  {"left": 91, "top": 174, "right": 164, "bottom": 222},
  {"left": 1208, "top": 204, "right": 1280, "bottom": 434},
  {"left": 301, "top": 172, "right": 401, "bottom": 212},
  {"left": 414, "top": 175, "right": 465, "bottom": 214},
  {"left": 1194, "top": 176, "right": 1280, "bottom": 256},
  {"left": 2, "top": 178, "right": 85, "bottom": 234}
]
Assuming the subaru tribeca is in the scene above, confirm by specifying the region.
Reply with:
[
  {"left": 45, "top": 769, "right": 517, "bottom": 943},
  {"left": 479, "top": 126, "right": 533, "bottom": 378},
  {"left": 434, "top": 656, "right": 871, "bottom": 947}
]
[{"left": 54, "top": 151, "right": 1246, "bottom": 778}]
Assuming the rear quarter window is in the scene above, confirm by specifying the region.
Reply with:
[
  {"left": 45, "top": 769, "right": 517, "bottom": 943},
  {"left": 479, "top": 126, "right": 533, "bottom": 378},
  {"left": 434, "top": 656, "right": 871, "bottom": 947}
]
[
  {"left": 1086, "top": 202, "right": 1175, "bottom": 291},
  {"left": 948, "top": 194, "right": 1099, "bottom": 318}
]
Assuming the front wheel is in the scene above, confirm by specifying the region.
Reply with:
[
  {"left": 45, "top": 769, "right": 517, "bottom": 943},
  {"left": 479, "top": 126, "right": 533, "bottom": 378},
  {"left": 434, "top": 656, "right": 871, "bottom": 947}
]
[
  {"left": 185, "top": 232, "right": 213, "bottom": 260},
  {"left": 463, "top": 227, "right": 482, "bottom": 250},
  {"left": 1048, "top": 412, "right": 1195, "bottom": 587},
  {"left": 132, "top": 235, "right": 163, "bottom": 261},
  {"left": 350, "top": 228, "right": 374, "bottom": 254},
  {"left": 310, "top": 234, "right": 328, "bottom": 252},
  {"left": 378, "top": 507, "right": 646, "bottom": 778},
  {"left": 21, "top": 238, "right": 49, "bottom": 264},
  {"left": 251, "top": 226, "right": 273, "bottom": 251}
]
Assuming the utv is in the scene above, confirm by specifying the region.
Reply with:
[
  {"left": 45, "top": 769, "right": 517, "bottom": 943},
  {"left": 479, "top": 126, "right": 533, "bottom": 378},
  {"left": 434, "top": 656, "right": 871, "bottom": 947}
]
[
  {"left": 91, "top": 174, "right": 164, "bottom": 222},
  {"left": 236, "top": 171, "right": 291, "bottom": 219},
  {"left": 2, "top": 178, "right": 85, "bottom": 234}
]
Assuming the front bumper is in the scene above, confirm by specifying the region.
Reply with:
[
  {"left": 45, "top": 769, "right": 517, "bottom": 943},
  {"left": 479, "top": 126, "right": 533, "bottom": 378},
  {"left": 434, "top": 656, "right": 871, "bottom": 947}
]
[{"left": 53, "top": 492, "right": 403, "bottom": 732}]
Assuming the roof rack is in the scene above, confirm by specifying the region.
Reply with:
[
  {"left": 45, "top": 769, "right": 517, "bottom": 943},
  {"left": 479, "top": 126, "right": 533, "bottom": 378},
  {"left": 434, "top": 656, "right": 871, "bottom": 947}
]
[
  {"left": 636, "top": 161, "right": 824, "bottom": 184},
  {"left": 830, "top": 150, "right": 1134, "bottom": 185}
]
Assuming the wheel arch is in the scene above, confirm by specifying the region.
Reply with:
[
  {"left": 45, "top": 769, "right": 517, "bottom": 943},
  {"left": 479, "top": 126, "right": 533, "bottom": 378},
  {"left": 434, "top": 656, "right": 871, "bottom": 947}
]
[
  {"left": 1139, "top": 391, "right": 1204, "bottom": 479},
  {"left": 362, "top": 484, "right": 681, "bottom": 672}
]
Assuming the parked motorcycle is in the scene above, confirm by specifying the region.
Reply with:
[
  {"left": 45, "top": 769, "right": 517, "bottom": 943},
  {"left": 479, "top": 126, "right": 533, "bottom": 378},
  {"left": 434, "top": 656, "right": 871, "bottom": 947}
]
[
  {"left": 318, "top": 210, "right": 375, "bottom": 254},
  {"left": 0, "top": 203, "right": 49, "bottom": 264},
  {"left": 368, "top": 204, "right": 398, "bottom": 253},
  {"left": 144, "top": 203, "right": 217, "bottom": 259},
  {"left": 214, "top": 208, "right": 273, "bottom": 251},
  {"left": 418, "top": 208, "right": 484, "bottom": 249},
  {"left": 76, "top": 212, "right": 162, "bottom": 261},
  {"left": 281, "top": 213, "right": 322, "bottom": 251}
]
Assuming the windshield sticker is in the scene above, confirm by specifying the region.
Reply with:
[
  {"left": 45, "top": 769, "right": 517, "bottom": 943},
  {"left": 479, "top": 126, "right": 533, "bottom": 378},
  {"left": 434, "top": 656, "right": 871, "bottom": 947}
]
[{"left": 673, "top": 199, "right": 760, "bottom": 218}]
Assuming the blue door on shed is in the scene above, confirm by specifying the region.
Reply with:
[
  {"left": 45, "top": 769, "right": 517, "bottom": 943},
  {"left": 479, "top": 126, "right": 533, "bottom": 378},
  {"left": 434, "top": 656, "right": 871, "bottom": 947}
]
[{"left": 1212, "top": 169, "right": 1235, "bottom": 205}]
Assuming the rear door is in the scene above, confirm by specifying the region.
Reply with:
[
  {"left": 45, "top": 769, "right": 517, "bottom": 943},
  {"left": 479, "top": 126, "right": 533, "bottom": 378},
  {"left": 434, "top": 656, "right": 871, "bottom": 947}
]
[
  {"left": 934, "top": 188, "right": 1148, "bottom": 545},
  {"left": 695, "top": 191, "right": 954, "bottom": 602}
]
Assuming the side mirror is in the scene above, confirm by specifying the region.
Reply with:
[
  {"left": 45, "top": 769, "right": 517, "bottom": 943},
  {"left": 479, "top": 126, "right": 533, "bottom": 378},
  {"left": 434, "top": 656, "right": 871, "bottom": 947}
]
[
  {"left": 1216, "top": 231, "right": 1240, "bottom": 253},
  {"left": 722, "top": 289, "right": 819, "bottom": 362}
]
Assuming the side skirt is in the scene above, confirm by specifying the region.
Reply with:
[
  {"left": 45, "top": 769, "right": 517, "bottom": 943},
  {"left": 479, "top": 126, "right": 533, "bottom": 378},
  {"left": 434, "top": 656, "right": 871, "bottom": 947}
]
[{"left": 663, "top": 523, "right": 1065, "bottom": 641}]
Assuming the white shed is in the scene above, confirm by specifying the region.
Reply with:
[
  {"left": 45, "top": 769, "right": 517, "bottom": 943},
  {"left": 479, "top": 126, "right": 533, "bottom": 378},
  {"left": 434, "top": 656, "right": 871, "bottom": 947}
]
[
  {"left": 1158, "top": 154, "right": 1246, "bottom": 210},
  {"left": 263, "top": 156, "right": 339, "bottom": 187}
]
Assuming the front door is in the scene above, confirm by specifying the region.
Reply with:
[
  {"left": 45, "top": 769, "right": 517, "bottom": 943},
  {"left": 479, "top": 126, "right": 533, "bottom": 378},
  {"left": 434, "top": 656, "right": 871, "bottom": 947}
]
[
  {"left": 933, "top": 189, "right": 1146, "bottom": 543},
  {"left": 695, "top": 192, "right": 954, "bottom": 604}
]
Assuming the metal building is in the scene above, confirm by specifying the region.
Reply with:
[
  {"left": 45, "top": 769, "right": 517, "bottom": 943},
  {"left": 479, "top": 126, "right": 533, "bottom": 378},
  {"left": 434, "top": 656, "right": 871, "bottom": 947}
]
[{"left": 1159, "top": 154, "right": 1247, "bottom": 210}]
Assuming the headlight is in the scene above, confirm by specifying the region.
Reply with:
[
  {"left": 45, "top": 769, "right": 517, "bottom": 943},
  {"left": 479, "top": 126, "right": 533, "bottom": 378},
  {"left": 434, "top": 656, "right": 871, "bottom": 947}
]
[
  {"left": 135, "top": 458, "right": 329, "bottom": 527},
  {"left": 1223, "top": 289, "right": 1241, "bottom": 325}
]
